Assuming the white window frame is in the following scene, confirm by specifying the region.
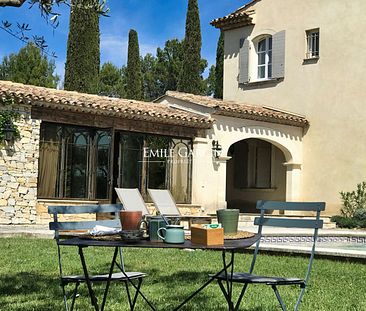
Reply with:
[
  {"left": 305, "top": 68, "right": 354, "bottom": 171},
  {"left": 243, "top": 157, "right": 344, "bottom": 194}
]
[
  {"left": 255, "top": 36, "right": 272, "bottom": 81},
  {"left": 306, "top": 28, "right": 320, "bottom": 59}
]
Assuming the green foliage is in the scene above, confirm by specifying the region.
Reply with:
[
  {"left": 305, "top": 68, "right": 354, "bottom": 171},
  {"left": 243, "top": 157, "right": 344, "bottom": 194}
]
[
  {"left": 214, "top": 31, "right": 224, "bottom": 99},
  {"left": 100, "top": 37, "right": 209, "bottom": 102},
  {"left": 64, "top": 0, "right": 100, "bottom": 94},
  {"left": 340, "top": 181, "right": 366, "bottom": 217},
  {"left": 99, "top": 62, "right": 126, "bottom": 98},
  {"left": 205, "top": 65, "right": 216, "bottom": 96},
  {"left": 353, "top": 208, "right": 366, "bottom": 222},
  {"left": 331, "top": 208, "right": 366, "bottom": 228},
  {"left": 155, "top": 39, "right": 184, "bottom": 94},
  {"left": 178, "top": 0, "right": 205, "bottom": 95},
  {"left": 141, "top": 53, "right": 160, "bottom": 101},
  {"left": 0, "top": 97, "right": 20, "bottom": 143},
  {"left": 330, "top": 216, "right": 359, "bottom": 229},
  {"left": 0, "top": 43, "right": 59, "bottom": 88},
  {"left": 126, "top": 29, "right": 143, "bottom": 100}
]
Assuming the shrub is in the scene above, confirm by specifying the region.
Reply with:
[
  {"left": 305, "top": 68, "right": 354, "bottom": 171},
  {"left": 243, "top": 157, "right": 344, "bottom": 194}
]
[
  {"left": 353, "top": 208, "right": 366, "bottom": 222},
  {"left": 331, "top": 216, "right": 359, "bottom": 229},
  {"left": 340, "top": 182, "right": 366, "bottom": 217}
]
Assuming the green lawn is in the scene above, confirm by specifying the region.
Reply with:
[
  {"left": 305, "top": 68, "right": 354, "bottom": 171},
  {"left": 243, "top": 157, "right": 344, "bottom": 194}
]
[{"left": 0, "top": 238, "right": 365, "bottom": 311}]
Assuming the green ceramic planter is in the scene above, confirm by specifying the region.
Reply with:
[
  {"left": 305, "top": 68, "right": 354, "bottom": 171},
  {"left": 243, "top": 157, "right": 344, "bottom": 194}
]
[{"left": 216, "top": 209, "right": 239, "bottom": 234}]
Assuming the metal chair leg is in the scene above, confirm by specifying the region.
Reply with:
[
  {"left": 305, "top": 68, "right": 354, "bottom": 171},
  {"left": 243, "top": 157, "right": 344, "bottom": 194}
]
[
  {"left": 294, "top": 286, "right": 306, "bottom": 311},
  {"left": 70, "top": 282, "right": 79, "bottom": 311},
  {"left": 217, "top": 279, "right": 231, "bottom": 305},
  {"left": 130, "top": 279, "right": 143, "bottom": 311},
  {"left": 272, "top": 285, "right": 287, "bottom": 311},
  {"left": 124, "top": 280, "right": 133, "bottom": 310},
  {"left": 100, "top": 247, "right": 119, "bottom": 311},
  {"left": 61, "top": 283, "right": 69, "bottom": 311},
  {"left": 78, "top": 246, "right": 99, "bottom": 311},
  {"left": 234, "top": 283, "right": 249, "bottom": 311}
]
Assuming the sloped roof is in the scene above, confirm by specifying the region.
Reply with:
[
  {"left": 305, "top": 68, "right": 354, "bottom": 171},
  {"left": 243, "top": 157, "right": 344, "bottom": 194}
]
[
  {"left": 210, "top": 11, "right": 253, "bottom": 30},
  {"left": 0, "top": 81, "right": 213, "bottom": 129},
  {"left": 211, "top": 0, "right": 261, "bottom": 30},
  {"left": 164, "top": 91, "right": 309, "bottom": 128}
]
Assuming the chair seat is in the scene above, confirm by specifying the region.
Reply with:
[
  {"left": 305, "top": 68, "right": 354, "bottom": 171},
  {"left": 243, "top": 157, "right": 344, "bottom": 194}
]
[
  {"left": 213, "top": 272, "right": 304, "bottom": 286},
  {"left": 62, "top": 272, "right": 146, "bottom": 283}
]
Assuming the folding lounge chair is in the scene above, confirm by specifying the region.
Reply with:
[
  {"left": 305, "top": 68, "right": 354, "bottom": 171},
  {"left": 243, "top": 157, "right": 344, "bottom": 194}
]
[
  {"left": 147, "top": 189, "right": 212, "bottom": 228},
  {"left": 115, "top": 188, "right": 150, "bottom": 216},
  {"left": 212, "top": 200, "right": 325, "bottom": 311},
  {"left": 48, "top": 204, "right": 147, "bottom": 311}
]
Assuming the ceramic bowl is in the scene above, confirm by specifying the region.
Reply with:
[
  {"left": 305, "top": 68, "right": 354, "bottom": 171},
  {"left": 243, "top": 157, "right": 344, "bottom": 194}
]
[{"left": 120, "top": 230, "right": 143, "bottom": 242}]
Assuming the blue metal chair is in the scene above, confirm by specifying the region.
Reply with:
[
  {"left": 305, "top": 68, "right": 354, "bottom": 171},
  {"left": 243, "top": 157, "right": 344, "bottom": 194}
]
[
  {"left": 48, "top": 204, "right": 146, "bottom": 311},
  {"left": 214, "top": 200, "right": 325, "bottom": 311}
]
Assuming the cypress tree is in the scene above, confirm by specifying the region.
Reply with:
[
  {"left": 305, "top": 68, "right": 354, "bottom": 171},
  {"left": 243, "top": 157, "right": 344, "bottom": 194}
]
[
  {"left": 64, "top": 0, "right": 100, "bottom": 94},
  {"left": 126, "top": 29, "right": 143, "bottom": 100},
  {"left": 178, "top": 0, "right": 202, "bottom": 95},
  {"left": 215, "top": 31, "right": 224, "bottom": 99}
]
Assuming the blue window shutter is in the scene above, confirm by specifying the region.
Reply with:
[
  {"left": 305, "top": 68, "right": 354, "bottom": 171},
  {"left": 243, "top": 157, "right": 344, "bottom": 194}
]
[
  {"left": 239, "top": 38, "right": 250, "bottom": 84},
  {"left": 272, "top": 30, "right": 286, "bottom": 78}
]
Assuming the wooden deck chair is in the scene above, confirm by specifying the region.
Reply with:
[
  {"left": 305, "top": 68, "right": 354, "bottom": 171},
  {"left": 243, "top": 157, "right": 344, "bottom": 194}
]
[
  {"left": 147, "top": 189, "right": 212, "bottom": 227},
  {"left": 213, "top": 200, "right": 325, "bottom": 311},
  {"left": 115, "top": 188, "right": 150, "bottom": 216},
  {"left": 48, "top": 204, "right": 147, "bottom": 311}
]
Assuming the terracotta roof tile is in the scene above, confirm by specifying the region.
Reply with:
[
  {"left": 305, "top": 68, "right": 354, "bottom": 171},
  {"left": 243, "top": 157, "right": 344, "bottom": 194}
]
[
  {"left": 0, "top": 81, "right": 213, "bottom": 129},
  {"left": 210, "top": 11, "right": 253, "bottom": 30},
  {"left": 211, "top": 0, "right": 263, "bottom": 30},
  {"left": 164, "top": 91, "right": 309, "bottom": 128}
]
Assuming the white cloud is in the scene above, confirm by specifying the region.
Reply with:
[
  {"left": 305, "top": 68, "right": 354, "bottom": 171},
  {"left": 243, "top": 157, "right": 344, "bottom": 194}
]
[{"left": 101, "top": 34, "right": 158, "bottom": 67}]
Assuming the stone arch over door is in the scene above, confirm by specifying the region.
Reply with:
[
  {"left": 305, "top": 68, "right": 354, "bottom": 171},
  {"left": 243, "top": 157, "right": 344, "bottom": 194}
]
[
  {"left": 226, "top": 138, "right": 287, "bottom": 213},
  {"left": 221, "top": 125, "right": 301, "bottom": 164},
  {"left": 219, "top": 125, "right": 303, "bottom": 211}
]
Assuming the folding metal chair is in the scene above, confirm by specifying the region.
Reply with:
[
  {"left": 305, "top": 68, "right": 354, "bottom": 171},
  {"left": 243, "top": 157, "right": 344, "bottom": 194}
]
[
  {"left": 48, "top": 204, "right": 147, "bottom": 311},
  {"left": 213, "top": 200, "right": 325, "bottom": 311},
  {"left": 115, "top": 188, "right": 150, "bottom": 216}
]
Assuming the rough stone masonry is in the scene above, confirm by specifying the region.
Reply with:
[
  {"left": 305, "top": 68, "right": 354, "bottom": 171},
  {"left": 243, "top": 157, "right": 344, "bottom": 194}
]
[{"left": 0, "top": 105, "right": 40, "bottom": 224}]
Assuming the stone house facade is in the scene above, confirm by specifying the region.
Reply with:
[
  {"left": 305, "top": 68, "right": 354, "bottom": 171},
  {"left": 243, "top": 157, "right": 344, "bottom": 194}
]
[
  {"left": 0, "top": 79, "right": 309, "bottom": 224},
  {"left": 211, "top": 0, "right": 366, "bottom": 214}
]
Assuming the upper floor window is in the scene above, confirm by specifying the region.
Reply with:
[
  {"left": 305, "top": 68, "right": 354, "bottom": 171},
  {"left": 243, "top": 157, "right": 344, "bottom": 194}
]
[
  {"left": 239, "top": 31, "right": 285, "bottom": 84},
  {"left": 257, "top": 36, "right": 272, "bottom": 80},
  {"left": 306, "top": 29, "right": 319, "bottom": 59}
]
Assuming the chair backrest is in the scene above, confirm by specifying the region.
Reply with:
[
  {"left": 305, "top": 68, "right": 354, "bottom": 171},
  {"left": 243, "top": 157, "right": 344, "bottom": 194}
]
[
  {"left": 115, "top": 188, "right": 150, "bottom": 216},
  {"left": 251, "top": 201, "right": 325, "bottom": 284},
  {"left": 48, "top": 204, "right": 125, "bottom": 276},
  {"left": 148, "top": 189, "right": 180, "bottom": 217},
  {"left": 48, "top": 204, "right": 123, "bottom": 240}
]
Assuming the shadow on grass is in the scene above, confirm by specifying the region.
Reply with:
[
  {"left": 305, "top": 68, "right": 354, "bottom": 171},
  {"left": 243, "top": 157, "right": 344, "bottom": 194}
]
[
  {"left": 146, "top": 270, "right": 268, "bottom": 311},
  {"left": 0, "top": 272, "right": 62, "bottom": 311},
  {"left": 0, "top": 272, "right": 60, "bottom": 296},
  {"left": 0, "top": 270, "right": 268, "bottom": 311}
]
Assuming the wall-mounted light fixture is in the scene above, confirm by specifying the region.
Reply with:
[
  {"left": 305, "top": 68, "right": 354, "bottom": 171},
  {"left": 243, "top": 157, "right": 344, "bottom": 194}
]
[
  {"left": 212, "top": 140, "right": 222, "bottom": 159},
  {"left": 3, "top": 119, "right": 16, "bottom": 142}
]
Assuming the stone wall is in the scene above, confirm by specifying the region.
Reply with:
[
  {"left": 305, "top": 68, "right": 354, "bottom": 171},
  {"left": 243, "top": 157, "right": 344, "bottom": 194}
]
[{"left": 0, "top": 105, "right": 40, "bottom": 224}]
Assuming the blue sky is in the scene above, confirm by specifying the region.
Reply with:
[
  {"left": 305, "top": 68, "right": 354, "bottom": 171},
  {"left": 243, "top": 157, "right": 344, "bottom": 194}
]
[{"left": 0, "top": 0, "right": 249, "bottom": 82}]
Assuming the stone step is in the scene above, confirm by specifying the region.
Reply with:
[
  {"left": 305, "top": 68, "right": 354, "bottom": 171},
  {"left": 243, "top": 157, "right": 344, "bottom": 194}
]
[
  {"left": 179, "top": 209, "right": 337, "bottom": 229},
  {"left": 237, "top": 215, "right": 337, "bottom": 229}
]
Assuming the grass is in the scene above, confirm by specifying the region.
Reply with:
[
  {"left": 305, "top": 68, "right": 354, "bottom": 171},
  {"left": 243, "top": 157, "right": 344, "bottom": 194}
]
[{"left": 0, "top": 238, "right": 365, "bottom": 311}]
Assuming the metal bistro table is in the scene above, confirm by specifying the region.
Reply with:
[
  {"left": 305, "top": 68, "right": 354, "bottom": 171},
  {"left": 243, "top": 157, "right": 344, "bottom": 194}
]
[{"left": 58, "top": 235, "right": 260, "bottom": 311}]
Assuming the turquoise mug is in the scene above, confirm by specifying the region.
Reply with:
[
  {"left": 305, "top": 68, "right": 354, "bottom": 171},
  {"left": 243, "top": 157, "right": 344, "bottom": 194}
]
[{"left": 157, "top": 225, "right": 185, "bottom": 244}]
